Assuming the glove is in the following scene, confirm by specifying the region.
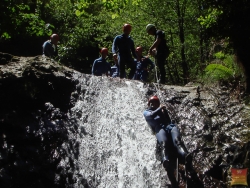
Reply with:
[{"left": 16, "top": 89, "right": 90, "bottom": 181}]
[{"left": 165, "top": 124, "right": 176, "bottom": 131}]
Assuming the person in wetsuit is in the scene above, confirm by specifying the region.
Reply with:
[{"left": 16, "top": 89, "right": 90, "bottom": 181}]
[
  {"left": 133, "top": 46, "right": 155, "bottom": 82},
  {"left": 42, "top": 34, "right": 59, "bottom": 58},
  {"left": 143, "top": 96, "right": 192, "bottom": 188},
  {"left": 92, "top": 48, "right": 111, "bottom": 76},
  {"left": 146, "top": 24, "right": 170, "bottom": 84},
  {"left": 112, "top": 23, "right": 137, "bottom": 79}
]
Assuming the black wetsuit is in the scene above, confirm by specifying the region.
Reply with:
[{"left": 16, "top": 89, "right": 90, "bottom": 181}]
[{"left": 154, "top": 30, "right": 169, "bottom": 84}]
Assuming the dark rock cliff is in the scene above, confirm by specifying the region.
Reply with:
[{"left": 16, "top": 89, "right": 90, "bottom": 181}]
[{"left": 0, "top": 53, "right": 250, "bottom": 188}]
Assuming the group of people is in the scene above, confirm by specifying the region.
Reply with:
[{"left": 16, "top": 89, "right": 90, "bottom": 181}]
[
  {"left": 92, "top": 45, "right": 155, "bottom": 82},
  {"left": 43, "top": 23, "right": 169, "bottom": 83},
  {"left": 43, "top": 25, "right": 192, "bottom": 187},
  {"left": 92, "top": 23, "right": 169, "bottom": 83}
]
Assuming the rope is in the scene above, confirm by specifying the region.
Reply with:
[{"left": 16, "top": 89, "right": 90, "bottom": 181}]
[{"left": 149, "top": 55, "right": 163, "bottom": 103}]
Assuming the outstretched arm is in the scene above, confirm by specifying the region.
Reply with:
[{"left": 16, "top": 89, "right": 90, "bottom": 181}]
[
  {"left": 148, "top": 38, "right": 161, "bottom": 55},
  {"left": 112, "top": 37, "right": 118, "bottom": 61},
  {"left": 92, "top": 60, "right": 96, "bottom": 75},
  {"left": 162, "top": 108, "right": 172, "bottom": 125},
  {"left": 112, "top": 37, "right": 118, "bottom": 54},
  {"left": 143, "top": 106, "right": 163, "bottom": 118}
]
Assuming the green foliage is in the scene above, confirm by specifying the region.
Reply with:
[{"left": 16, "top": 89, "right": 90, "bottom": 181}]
[
  {"left": 204, "top": 63, "right": 233, "bottom": 81},
  {"left": 214, "top": 51, "right": 225, "bottom": 59},
  {"left": 203, "top": 52, "right": 243, "bottom": 83},
  {"left": 0, "top": 2, "right": 52, "bottom": 39},
  {"left": 1, "top": 0, "right": 248, "bottom": 88},
  {"left": 20, "top": 13, "right": 49, "bottom": 36},
  {"left": 1, "top": 33, "right": 11, "bottom": 39},
  {"left": 198, "top": 8, "right": 223, "bottom": 29}
]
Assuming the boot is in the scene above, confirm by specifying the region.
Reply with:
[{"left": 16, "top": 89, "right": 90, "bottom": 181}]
[
  {"left": 171, "top": 127, "right": 188, "bottom": 164},
  {"left": 165, "top": 162, "right": 179, "bottom": 188},
  {"left": 175, "top": 140, "right": 194, "bottom": 172},
  {"left": 160, "top": 141, "right": 169, "bottom": 169},
  {"left": 176, "top": 140, "right": 187, "bottom": 159}
]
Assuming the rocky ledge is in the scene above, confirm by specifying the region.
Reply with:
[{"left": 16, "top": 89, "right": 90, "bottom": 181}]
[{"left": 0, "top": 53, "right": 250, "bottom": 187}]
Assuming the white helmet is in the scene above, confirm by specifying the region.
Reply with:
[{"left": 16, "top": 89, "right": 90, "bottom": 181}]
[{"left": 146, "top": 24, "right": 155, "bottom": 33}]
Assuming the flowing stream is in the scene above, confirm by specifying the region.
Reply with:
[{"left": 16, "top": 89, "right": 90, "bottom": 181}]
[
  {"left": 61, "top": 74, "right": 167, "bottom": 188},
  {"left": 55, "top": 73, "right": 250, "bottom": 188}
]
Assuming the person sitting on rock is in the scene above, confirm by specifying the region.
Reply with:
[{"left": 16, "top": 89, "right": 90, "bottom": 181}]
[
  {"left": 42, "top": 34, "right": 59, "bottom": 58},
  {"left": 143, "top": 95, "right": 192, "bottom": 188},
  {"left": 92, "top": 48, "right": 111, "bottom": 76},
  {"left": 133, "top": 46, "right": 155, "bottom": 82}
]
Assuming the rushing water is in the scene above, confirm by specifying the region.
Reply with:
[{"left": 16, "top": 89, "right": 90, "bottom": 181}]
[
  {"left": 1, "top": 58, "right": 249, "bottom": 187},
  {"left": 54, "top": 73, "right": 250, "bottom": 188},
  {"left": 60, "top": 74, "right": 169, "bottom": 188}
]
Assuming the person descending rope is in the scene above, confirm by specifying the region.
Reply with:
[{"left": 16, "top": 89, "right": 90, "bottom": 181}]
[
  {"left": 133, "top": 46, "right": 155, "bottom": 82},
  {"left": 143, "top": 96, "right": 192, "bottom": 188},
  {"left": 92, "top": 48, "right": 111, "bottom": 76}
]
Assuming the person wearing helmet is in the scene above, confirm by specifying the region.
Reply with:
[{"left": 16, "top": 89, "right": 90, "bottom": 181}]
[
  {"left": 92, "top": 48, "right": 111, "bottom": 76},
  {"left": 143, "top": 96, "right": 192, "bottom": 188},
  {"left": 42, "top": 34, "right": 59, "bottom": 58},
  {"left": 146, "top": 24, "right": 170, "bottom": 84},
  {"left": 112, "top": 23, "right": 137, "bottom": 79},
  {"left": 133, "top": 46, "right": 155, "bottom": 82}
]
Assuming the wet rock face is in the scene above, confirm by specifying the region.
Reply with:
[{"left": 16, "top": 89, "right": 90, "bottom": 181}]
[
  {"left": 0, "top": 54, "right": 250, "bottom": 188},
  {"left": 0, "top": 55, "right": 79, "bottom": 187},
  {"left": 146, "top": 82, "right": 250, "bottom": 187}
]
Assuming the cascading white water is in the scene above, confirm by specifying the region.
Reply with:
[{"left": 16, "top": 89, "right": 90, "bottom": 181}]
[
  {"left": 2, "top": 56, "right": 249, "bottom": 188},
  {"left": 55, "top": 73, "right": 248, "bottom": 188},
  {"left": 58, "top": 74, "right": 169, "bottom": 188}
]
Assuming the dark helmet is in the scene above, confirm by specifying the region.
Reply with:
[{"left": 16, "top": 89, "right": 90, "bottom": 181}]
[
  {"left": 101, "top": 48, "right": 108, "bottom": 55},
  {"left": 123, "top": 24, "right": 132, "bottom": 32},
  {"left": 146, "top": 24, "right": 155, "bottom": 33},
  {"left": 50, "top": 34, "right": 59, "bottom": 41},
  {"left": 136, "top": 46, "right": 143, "bottom": 53},
  {"left": 148, "top": 96, "right": 160, "bottom": 106}
]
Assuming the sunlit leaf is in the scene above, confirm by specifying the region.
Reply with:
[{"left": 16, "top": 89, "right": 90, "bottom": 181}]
[
  {"left": 112, "top": 13, "right": 119, "bottom": 19},
  {"left": 75, "top": 10, "right": 82, "bottom": 17}
]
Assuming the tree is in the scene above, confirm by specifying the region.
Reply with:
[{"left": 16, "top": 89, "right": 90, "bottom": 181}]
[{"left": 200, "top": 0, "right": 250, "bottom": 92}]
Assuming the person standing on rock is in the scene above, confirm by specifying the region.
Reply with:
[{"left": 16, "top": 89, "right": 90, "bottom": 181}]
[
  {"left": 146, "top": 24, "right": 170, "bottom": 84},
  {"left": 143, "top": 95, "right": 192, "bottom": 188},
  {"left": 42, "top": 34, "right": 59, "bottom": 58},
  {"left": 112, "top": 23, "right": 137, "bottom": 79},
  {"left": 92, "top": 48, "right": 111, "bottom": 76},
  {"left": 133, "top": 46, "right": 155, "bottom": 82}
]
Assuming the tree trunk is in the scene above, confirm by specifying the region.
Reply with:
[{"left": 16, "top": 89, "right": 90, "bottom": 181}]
[
  {"left": 235, "top": 43, "right": 250, "bottom": 93},
  {"left": 176, "top": 0, "right": 189, "bottom": 84}
]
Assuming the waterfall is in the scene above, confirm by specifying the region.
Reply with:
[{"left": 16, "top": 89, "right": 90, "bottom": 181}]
[
  {"left": 59, "top": 74, "right": 167, "bottom": 188},
  {"left": 1, "top": 56, "right": 249, "bottom": 188}
]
